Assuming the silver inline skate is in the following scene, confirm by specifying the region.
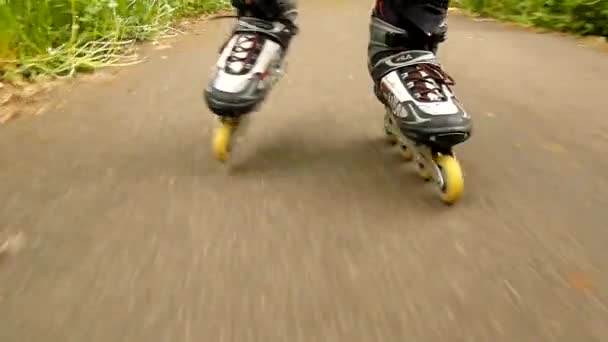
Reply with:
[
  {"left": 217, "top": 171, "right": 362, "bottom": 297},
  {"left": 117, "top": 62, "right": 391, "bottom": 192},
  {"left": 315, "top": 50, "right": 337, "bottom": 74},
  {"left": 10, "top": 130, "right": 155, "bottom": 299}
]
[{"left": 204, "top": 10, "right": 298, "bottom": 162}]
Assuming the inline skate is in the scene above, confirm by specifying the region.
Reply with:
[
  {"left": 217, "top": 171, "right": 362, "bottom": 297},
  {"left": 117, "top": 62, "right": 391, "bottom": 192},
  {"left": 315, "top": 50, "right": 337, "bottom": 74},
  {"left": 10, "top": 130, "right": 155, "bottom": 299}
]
[
  {"left": 204, "top": 2, "right": 298, "bottom": 163},
  {"left": 369, "top": 17, "right": 472, "bottom": 205}
]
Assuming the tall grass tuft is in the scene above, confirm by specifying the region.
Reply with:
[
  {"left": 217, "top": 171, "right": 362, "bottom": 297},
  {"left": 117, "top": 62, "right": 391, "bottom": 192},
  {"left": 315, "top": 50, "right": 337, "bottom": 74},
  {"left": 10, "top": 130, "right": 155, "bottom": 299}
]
[
  {"left": 0, "top": 0, "right": 230, "bottom": 81},
  {"left": 453, "top": 0, "right": 608, "bottom": 38}
]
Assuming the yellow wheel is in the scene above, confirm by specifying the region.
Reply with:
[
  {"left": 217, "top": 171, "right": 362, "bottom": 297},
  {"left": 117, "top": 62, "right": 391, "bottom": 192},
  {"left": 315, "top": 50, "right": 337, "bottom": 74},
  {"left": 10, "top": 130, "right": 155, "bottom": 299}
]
[
  {"left": 434, "top": 154, "right": 464, "bottom": 205},
  {"left": 212, "top": 121, "right": 236, "bottom": 162},
  {"left": 399, "top": 144, "right": 413, "bottom": 161}
]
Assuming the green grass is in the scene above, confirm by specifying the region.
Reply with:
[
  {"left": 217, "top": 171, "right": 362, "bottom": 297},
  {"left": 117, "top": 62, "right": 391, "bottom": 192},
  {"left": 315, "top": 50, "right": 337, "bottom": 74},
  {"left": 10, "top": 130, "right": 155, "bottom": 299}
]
[
  {"left": 453, "top": 0, "right": 608, "bottom": 38},
  {"left": 0, "top": 0, "right": 230, "bottom": 81}
]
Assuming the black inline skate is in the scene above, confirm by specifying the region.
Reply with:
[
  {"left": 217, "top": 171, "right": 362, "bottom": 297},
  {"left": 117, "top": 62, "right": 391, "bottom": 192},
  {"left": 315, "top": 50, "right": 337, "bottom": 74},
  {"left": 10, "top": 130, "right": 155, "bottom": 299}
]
[
  {"left": 204, "top": 0, "right": 298, "bottom": 162},
  {"left": 368, "top": 15, "right": 472, "bottom": 204}
]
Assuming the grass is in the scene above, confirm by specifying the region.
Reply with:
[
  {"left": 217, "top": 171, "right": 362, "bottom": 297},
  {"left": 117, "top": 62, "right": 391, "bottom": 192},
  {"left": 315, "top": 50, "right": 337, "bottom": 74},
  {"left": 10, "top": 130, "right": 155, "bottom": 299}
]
[
  {"left": 7, "top": 0, "right": 603, "bottom": 83},
  {"left": 0, "top": 0, "right": 231, "bottom": 82},
  {"left": 452, "top": 0, "right": 608, "bottom": 39}
]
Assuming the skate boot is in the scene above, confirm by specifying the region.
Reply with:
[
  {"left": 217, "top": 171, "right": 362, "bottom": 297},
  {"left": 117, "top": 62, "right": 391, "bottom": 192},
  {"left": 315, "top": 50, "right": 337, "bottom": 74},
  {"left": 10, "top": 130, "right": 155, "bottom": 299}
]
[
  {"left": 205, "top": 0, "right": 298, "bottom": 162},
  {"left": 368, "top": 16, "right": 472, "bottom": 205}
]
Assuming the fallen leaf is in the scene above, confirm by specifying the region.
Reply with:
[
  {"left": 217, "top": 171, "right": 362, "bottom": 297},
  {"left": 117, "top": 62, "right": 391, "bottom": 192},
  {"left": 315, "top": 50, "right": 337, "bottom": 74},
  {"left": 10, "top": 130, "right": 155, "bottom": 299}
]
[
  {"left": 0, "top": 92, "right": 13, "bottom": 106},
  {"left": 0, "top": 105, "right": 21, "bottom": 124},
  {"left": 541, "top": 142, "right": 568, "bottom": 154},
  {"left": 154, "top": 44, "right": 172, "bottom": 50},
  {"left": 34, "top": 104, "right": 48, "bottom": 116},
  {"left": 0, "top": 232, "right": 26, "bottom": 259},
  {"left": 568, "top": 272, "right": 593, "bottom": 291}
]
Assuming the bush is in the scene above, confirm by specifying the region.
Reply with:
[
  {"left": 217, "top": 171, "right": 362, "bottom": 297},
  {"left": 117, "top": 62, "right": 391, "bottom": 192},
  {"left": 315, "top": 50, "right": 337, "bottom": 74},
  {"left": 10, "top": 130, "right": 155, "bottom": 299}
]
[
  {"left": 0, "top": 0, "right": 230, "bottom": 81},
  {"left": 454, "top": 0, "right": 608, "bottom": 38}
]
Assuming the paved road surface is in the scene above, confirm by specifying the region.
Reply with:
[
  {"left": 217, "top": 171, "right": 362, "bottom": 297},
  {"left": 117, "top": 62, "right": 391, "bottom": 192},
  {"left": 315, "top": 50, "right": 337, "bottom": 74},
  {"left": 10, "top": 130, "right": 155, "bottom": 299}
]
[{"left": 2, "top": 1, "right": 608, "bottom": 341}]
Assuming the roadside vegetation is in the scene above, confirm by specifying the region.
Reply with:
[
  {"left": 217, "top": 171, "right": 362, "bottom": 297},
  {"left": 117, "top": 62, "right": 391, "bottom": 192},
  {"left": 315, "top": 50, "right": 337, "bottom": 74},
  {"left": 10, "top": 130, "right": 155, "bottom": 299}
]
[
  {"left": 2, "top": 0, "right": 606, "bottom": 82},
  {"left": 453, "top": 0, "right": 608, "bottom": 38},
  {"left": 0, "top": 0, "right": 230, "bottom": 82}
]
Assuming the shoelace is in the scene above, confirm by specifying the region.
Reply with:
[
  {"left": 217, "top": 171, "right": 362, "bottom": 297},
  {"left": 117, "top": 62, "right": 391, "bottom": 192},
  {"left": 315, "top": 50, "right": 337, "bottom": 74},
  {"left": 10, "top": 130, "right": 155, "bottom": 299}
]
[
  {"left": 209, "top": 14, "right": 262, "bottom": 74},
  {"left": 404, "top": 63, "right": 455, "bottom": 102},
  {"left": 225, "top": 33, "right": 260, "bottom": 72}
]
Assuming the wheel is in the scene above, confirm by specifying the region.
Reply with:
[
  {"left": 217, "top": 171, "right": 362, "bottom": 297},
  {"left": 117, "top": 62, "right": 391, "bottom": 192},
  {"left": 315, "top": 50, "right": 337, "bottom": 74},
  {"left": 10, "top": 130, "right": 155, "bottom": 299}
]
[
  {"left": 212, "top": 124, "right": 232, "bottom": 162},
  {"left": 434, "top": 154, "right": 464, "bottom": 205},
  {"left": 399, "top": 144, "right": 413, "bottom": 161},
  {"left": 212, "top": 120, "right": 237, "bottom": 162}
]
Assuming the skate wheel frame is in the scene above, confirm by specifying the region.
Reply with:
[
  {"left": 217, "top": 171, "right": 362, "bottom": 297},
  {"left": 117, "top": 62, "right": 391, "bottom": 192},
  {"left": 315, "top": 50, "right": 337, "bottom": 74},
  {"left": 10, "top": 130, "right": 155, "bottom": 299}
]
[
  {"left": 383, "top": 110, "right": 465, "bottom": 205},
  {"left": 385, "top": 132, "right": 398, "bottom": 145},
  {"left": 416, "top": 160, "right": 432, "bottom": 181},
  {"left": 399, "top": 144, "right": 414, "bottom": 161}
]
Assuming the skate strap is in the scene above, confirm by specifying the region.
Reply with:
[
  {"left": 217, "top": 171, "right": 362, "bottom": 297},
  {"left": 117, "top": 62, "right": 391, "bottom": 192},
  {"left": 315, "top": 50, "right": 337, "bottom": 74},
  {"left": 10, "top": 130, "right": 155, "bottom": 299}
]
[
  {"left": 385, "top": 28, "right": 446, "bottom": 46},
  {"left": 234, "top": 17, "right": 296, "bottom": 48},
  {"left": 371, "top": 50, "right": 439, "bottom": 82}
]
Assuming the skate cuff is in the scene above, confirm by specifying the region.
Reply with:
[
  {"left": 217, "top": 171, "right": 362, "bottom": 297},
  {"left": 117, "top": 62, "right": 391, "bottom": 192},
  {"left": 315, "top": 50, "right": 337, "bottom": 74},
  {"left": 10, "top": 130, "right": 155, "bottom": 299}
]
[{"left": 384, "top": 32, "right": 411, "bottom": 48}]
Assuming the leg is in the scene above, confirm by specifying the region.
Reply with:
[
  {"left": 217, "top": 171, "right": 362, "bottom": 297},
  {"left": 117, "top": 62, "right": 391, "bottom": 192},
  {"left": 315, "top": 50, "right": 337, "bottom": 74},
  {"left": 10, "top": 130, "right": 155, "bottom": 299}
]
[
  {"left": 204, "top": 0, "right": 299, "bottom": 117},
  {"left": 368, "top": 0, "right": 471, "bottom": 148}
]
